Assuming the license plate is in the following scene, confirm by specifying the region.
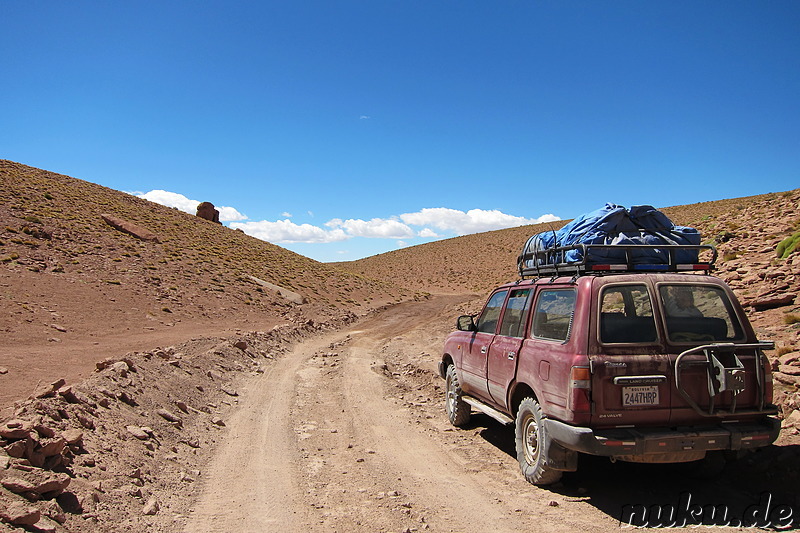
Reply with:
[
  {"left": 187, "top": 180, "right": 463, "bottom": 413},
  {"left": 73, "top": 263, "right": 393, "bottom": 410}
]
[{"left": 623, "top": 386, "right": 659, "bottom": 406}]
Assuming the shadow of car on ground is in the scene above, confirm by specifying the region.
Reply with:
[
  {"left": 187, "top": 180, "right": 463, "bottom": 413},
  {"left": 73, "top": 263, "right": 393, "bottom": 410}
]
[{"left": 467, "top": 413, "right": 800, "bottom": 529}]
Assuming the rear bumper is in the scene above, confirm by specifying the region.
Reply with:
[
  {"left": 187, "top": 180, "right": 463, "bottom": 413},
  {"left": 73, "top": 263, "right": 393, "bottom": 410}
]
[{"left": 545, "top": 417, "right": 781, "bottom": 459}]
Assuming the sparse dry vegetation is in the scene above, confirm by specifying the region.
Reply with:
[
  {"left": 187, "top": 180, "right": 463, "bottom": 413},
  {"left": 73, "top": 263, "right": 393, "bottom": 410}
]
[{"left": 1, "top": 160, "right": 799, "bottom": 532}]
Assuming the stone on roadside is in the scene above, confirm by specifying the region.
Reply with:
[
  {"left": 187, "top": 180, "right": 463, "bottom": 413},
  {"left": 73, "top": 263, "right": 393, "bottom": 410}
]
[
  {"left": 156, "top": 409, "right": 182, "bottom": 426},
  {"left": 221, "top": 386, "right": 238, "bottom": 397},
  {"left": 782, "top": 410, "right": 800, "bottom": 429},
  {"left": 32, "top": 379, "right": 66, "bottom": 399},
  {"left": 0, "top": 419, "right": 33, "bottom": 439},
  {"left": 0, "top": 500, "right": 41, "bottom": 526},
  {"left": 749, "top": 293, "right": 796, "bottom": 311},
  {"left": 126, "top": 426, "right": 150, "bottom": 440},
  {"left": 142, "top": 496, "right": 160, "bottom": 515},
  {"left": 62, "top": 429, "right": 84, "bottom": 446}
]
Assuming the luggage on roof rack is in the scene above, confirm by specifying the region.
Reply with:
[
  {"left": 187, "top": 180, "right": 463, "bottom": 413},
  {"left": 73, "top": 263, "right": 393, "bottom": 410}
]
[
  {"left": 517, "top": 203, "right": 712, "bottom": 278},
  {"left": 517, "top": 242, "right": 717, "bottom": 278}
]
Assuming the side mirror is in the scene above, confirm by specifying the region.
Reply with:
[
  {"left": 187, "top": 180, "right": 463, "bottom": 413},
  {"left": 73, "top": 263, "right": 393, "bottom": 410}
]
[{"left": 456, "top": 315, "right": 477, "bottom": 332}]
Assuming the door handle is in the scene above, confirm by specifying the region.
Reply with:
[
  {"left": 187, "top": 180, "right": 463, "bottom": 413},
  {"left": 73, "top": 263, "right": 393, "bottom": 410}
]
[
  {"left": 481, "top": 346, "right": 488, "bottom": 354},
  {"left": 508, "top": 351, "right": 516, "bottom": 360}
]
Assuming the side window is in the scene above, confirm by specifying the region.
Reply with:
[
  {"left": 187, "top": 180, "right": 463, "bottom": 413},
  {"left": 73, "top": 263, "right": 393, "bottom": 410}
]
[
  {"left": 476, "top": 290, "right": 508, "bottom": 334},
  {"left": 600, "top": 285, "right": 657, "bottom": 343},
  {"left": 499, "top": 289, "right": 531, "bottom": 338},
  {"left": 659, "top": 284, "right": 744, "bottom": 342},
  {"left": 532, "top": 289, "right": 576, "bottom": 341}
]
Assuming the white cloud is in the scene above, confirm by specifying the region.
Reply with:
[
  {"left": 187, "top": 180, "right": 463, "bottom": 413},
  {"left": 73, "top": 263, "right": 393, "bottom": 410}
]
[
  {"left": 418, "top": 228, "right": 440, "bottom": 238},
  {"left": 217, "top": 206, "right": 249, "bottom": 222},
  {"left": 231, "top": 219, "right": 348, "bottom": 243},
  {"left": 135, "top": 190, "right": 248, "bottom": 222},
  {"left": 400, "top": 208, "right": 559, "bottom": 235},
  {"left": 326, "top": 218, "right": 416, "bottom": 239},
  {"left": 130, "top": 189, "right": 559, "bottom": 250}
]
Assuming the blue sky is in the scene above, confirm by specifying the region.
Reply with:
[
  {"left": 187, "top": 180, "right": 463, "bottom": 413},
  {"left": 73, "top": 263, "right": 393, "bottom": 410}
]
[{"left": 2, "top": 2, "right": 798, "bottom": 262}]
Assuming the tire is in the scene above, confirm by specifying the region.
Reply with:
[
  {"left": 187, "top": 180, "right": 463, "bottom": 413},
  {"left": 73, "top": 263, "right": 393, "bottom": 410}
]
[
  {"left": 445, "top": 365, "right": 471, "bottom": 427},
  {"left": 515, "top": 397, "right": 562, "bottom": 485}
]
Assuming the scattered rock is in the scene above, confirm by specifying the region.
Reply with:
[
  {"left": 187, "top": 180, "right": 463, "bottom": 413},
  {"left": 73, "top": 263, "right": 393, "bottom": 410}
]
[
  {"left": 126, "top": 426, "right": 150, "bottom": 440},
  {"left": 783, "top": 410, "right": 800, "bottom": 429},
  {"left": 101, "top": 214, "right": 160, "bottom": 242},
  {"left": 62, "top": 429, "right": 84, "bottom": 446},
  {"left": 142, "top": 496, "right": 160, "bottom": 515},
  {"left": 221, "top": 386, "right": 238, "bottom": 397},
  {"left": 748, "top": 293, "right": 796, "bottom": 311},
  {"left": 31, "top": 379, "right": 66, "bottom": 399},
  {"left": 0, "top": 500, "right": 40, "bottom": 526},
  {"left": 0, "top": 420, "right": 33, "bottom": 439},
  {"left": 156, "top": 409, "right": 182, "bottom": 426}
]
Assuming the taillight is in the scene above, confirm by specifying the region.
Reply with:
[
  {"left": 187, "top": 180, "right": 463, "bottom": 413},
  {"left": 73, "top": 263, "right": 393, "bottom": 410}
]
[
  {"left": 570, "top": 366, "right": 592, "bottom": 413},
  {"left": 763, "top": 357, "right": 774, "bottom": 405}
]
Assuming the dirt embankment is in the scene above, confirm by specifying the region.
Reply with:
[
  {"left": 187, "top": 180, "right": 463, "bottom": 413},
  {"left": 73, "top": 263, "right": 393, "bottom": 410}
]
[
  {"left": 1, "top": 161, "right": 799, "bottom": 532},
  {"left": 5, "top": 296, "right": 799, "bottom": 532}
]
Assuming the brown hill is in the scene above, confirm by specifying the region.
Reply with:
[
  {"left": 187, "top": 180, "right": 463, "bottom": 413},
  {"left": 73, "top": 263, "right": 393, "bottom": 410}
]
[
  {"left": 340, "top": 188, "right": 800, "bottom": 425},
  {"left": 341, "top": 187, "right": 800, "bottom": 396},
  {"left": 338, "top": 192, "right": 796, "bottom": 296},
  {"left": 0, "top": 161, "right": 798, "bottom": 532},
  {"left": 0, "top": 160, "right": 418, "bottom": 406}
]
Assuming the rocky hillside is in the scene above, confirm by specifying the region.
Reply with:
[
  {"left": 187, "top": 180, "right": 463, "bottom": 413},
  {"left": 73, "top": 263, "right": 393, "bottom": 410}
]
[
  {"left": 341, "top": 188, "right": 800, "bottom": 433},
  {"left": 0, "top": 160, "right": 420, "bottom": 406},
  {"left": 339, "top": 192, "right": 795, "bottom": 296},
  {"left": 0, "top": 161, "right": 798, "bottom": 532}
]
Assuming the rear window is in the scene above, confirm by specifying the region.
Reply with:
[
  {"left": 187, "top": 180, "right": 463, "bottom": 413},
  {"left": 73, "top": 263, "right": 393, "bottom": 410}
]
[
  {"left": 658, "top": 284, "right": 744, "bottom": 342},
  {"left": 600, "top": 284, "right": 657, "bottom": 343}
]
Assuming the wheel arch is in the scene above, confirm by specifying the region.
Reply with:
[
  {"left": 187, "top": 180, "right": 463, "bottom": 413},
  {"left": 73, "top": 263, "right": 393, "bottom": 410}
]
[
  {"left": 439, "top": 353, "right": 455, "bottom": 379},
  {"left": 509, "top": 381, "right": 538, "bottom": 418}
]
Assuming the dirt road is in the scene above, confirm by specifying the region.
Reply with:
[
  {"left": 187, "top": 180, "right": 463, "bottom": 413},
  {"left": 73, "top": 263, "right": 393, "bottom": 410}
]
[{"left": 184, "top": 296, "right": 798, "bottom": 532}]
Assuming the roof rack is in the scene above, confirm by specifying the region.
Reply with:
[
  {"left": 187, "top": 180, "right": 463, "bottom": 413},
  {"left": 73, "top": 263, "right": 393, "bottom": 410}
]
[{"left": 517, "top": 244, "right": 717, "bottom": 279}]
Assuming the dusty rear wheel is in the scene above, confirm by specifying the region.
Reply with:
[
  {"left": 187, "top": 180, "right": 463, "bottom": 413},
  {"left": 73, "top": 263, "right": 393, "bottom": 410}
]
[
  {"left": 515, "top": 397, "right": 562, "bottom": 485},
  {"left": 445, "top": 365, "right": 471, "bottom": 427}
]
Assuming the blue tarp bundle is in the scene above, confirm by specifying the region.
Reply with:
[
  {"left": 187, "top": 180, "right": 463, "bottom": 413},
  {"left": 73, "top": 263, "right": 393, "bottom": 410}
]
[{"left": 521, "top": 204, "right": 701, "bottom": 266}]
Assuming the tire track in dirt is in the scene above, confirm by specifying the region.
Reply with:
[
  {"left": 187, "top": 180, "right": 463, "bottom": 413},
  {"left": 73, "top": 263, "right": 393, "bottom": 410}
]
[
  {"left": 184, "top": 297, "right": 621, "bottom": 532},
  {"left": 184, "top": 333, "right": 334, "bottom": 532}
]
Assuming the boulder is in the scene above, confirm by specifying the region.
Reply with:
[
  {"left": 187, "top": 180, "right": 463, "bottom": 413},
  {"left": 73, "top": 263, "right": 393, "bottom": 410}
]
[
  {"left": 0, "top": 420, "right": 33, "bottom": 440},
  {"left": 748, "top": 293, "right": 796, "bottom": 311},
  {"left": 196, "top": 202, "right": 221, "bottom": 223},
  {"left": 31, "top": 379, "right": 66, "bottom": 400},
  {"left": 126, "top": 426, "right": 149, "bottom": 440},
  {"left": 100, "top": 214, "right": 159, "bottom": 242},
  {"left": 0, "top": 500, "right": 40, "bottom": 526}
]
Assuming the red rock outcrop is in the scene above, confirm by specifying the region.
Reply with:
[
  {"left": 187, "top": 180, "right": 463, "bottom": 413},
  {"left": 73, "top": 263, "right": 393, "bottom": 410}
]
[{"left": 196, "top": 202, "right": 220, "bottom": 223}]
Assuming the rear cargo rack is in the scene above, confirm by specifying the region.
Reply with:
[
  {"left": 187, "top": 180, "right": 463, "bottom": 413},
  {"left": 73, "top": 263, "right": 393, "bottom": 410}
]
[
  {"left": 674, "top": 342, "right": 777, "bottom": 418},
  {"left": 517, "top": 243, "right": 717, "bottom": 279}
]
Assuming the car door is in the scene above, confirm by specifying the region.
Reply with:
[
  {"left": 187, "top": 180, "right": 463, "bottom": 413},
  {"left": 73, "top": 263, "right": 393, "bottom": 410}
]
[
  {"left": 487, "top": 288, "right": 531, "bottom": 409},
  {"left": 460, "top": 289, "right": 507, "bottom": 401}
]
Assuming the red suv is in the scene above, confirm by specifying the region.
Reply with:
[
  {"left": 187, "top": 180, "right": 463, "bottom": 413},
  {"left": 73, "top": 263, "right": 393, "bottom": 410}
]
[{"left": 439, "top": 244, "right": 779, "bottom": 485}]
